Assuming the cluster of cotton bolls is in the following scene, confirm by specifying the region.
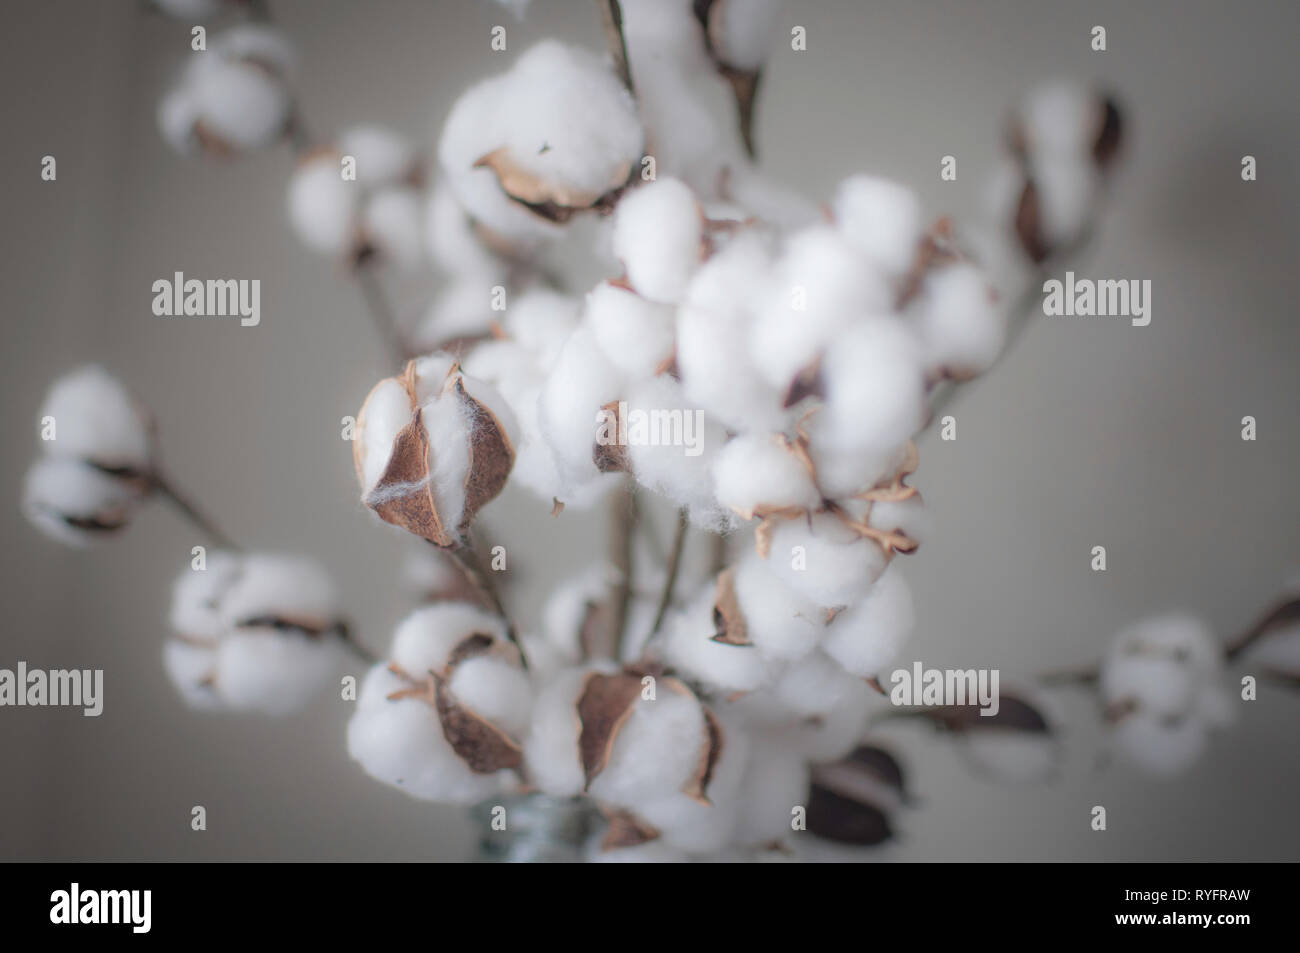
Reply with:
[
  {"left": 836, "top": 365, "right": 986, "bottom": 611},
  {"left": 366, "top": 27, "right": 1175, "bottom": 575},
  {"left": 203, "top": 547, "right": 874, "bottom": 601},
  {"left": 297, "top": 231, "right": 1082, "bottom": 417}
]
[
  {"left": 23, "top": 365, "right": 155, "bottom": 546},
  {"left": 1100, "top": 614, "right": 1233, "bottom": 776},
  {"left": 164, "top": 551, "right": 349, "bottom": 715},
  {"left": 157, "top": 24, "right": 296, "bottom": 156},
  {"left": 286, "top": 126, "right": 427, "bottom": 270}
]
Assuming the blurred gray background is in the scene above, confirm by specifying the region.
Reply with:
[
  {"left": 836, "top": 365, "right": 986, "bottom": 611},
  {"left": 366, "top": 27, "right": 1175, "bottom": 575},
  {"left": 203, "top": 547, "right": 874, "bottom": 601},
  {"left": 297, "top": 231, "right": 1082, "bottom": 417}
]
[{"left": 1, "top": 0, "right": 1297, "bottom": 861}]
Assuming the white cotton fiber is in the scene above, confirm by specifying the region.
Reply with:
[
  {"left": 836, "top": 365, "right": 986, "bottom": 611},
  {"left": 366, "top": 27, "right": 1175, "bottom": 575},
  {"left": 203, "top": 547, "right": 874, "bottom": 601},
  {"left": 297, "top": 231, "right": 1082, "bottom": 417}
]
[
  {"left": 750, "top": 225, "right": 892, "bottom": 390},
  {"left": 168, "top": 549, "right": 243, "bottom": 641},
  {"left": 1112, "top": 712, "right": 1208, "bottom": 778},
  {"left": 389, "top": 603, "right": 508, "bottom": 678},
  {"left": 287, "top": 156, "right": 357, "bottom": 257},
  {"left": 912, "top": 262, "right": 1006, "bottom": 377},
  {"left": 769, "top": 651, "right": 860, "bottom": 719},
  {"left": 817, "top": 318, "right": 927, "bottom": 454},
  {"left": 213, "top": 626, "right": 344, "bottom": 715},
  {"left": 40, "top": 365, "right": 152, "bottom": 470},
  {"left": 337, "top": 125, "right": 416, "bottom": 187},
  {"left": 421, "top": 382, "right": 473, "bottom": 534},
  {"left": 831, "top": 175, "right": 923, "bottom": 277},
  {"left": 712, "top": 432, "right": 820, "bottom": 520},
  {"left": 611, "top": 177, "right": 703, "bottom": 303},
  {"left": 188, "top": 55, "right": 290, "bottom": 151},
  {"left": 822, "top": 562, "right": 914, "bottom": 678},
  {"left": 447, "top": 654, "right": 533, "bottom": 736},
  {"left": 665, "top": 583, "right": 770, "bottom": 694},
  {"left": 1018, "top": 81, "right": 1100, "bottom": 158},
  {"left": 801, "top": 436, "right": 900, "bottom": 501},
  {"left": 22, "top": 458, "right": 138, "bottom": 547},
  {"left": 538, "top": 325, "right": 625, "bottom": 491},
  {"left": 502, "top": 288, "right": 582, "bottom": 364},
  {"left": 218, "top": 553, "right": 337, "bottom": 629},
  {"left": 708, "top": 0, "right": 784, "bottom": 71},
  {"left": 733, "top": 552, "right": 824, "bottom": 661},
  {"left": 623, "top": 375, "right": 727, "bottom": 523},
  {"left": 363, "top": 186, "right": 426, "bottom": 270},
  {"left": 162, "top": 640, "right": 220, "bottom": 710},
  {"left": 355, "top": 376, "right": 412, "bottom": 493},
  {"left": 524, "top": 663, "right": 617, "bottom": 797},
  {"left": 763, "top": 513, "right": 887, "bottom": 609},
  {"left": 425, "top": 180, "right": 511, "bottom": 277},
  {"left": 588, "top": 687, "right": 706, "bottom": 807},
  {"left": 733, "top": 735, "right": 810, "bottom": 846},
  {"left": 585, "top": 282, "right": 676, "bottom": 381}
]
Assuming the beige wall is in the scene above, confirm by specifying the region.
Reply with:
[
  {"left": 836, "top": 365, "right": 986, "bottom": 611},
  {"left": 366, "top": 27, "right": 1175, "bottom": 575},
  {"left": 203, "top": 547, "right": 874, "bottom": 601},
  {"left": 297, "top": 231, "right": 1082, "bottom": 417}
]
[{"left": 1, "top": 0, "right": 1297, "bottom": 861}]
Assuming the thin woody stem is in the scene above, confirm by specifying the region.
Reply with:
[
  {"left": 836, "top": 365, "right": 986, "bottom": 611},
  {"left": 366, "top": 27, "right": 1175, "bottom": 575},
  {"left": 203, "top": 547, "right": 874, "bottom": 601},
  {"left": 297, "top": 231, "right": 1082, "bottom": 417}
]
[
  {"left": 609, "top": 477, "right": 637, "bottom": 659},
  {"left": 650, "top": 508, "right": 690, "bottom": 637},
  {"left": 151, "top": 470, "right": 240, "bottom": 551},
  {"left": 334, "top": 620, "right": 379, "bottom": 665},
  {"left": 355, "top": 262, "right": 412, "bottom": 366},
  {"left": 595, "top": 0, "right": 635, "bottom": 95},
  {"left": 445, "top": 540, "right": 527, "bottom": 670},
  {"left": 1225, "top": 595, "right": 1300, "bottom": 661}
]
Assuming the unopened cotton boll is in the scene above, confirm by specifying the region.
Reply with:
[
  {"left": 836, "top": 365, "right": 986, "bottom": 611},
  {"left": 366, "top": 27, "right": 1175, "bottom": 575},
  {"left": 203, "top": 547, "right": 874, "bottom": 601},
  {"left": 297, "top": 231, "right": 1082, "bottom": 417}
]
[
  {"left": 585, "top": 282, "right": 676, "bottom": 381},
  {"left": 22, "top": 458, "right": 142, "bottom": 547},
  {"left": 763, "top": 513, "right": 887, "bottom": 609},
  {"left": 816, "top": 319, "right": 927, "bottom": 454},
  {"left": 712, "top": 432, "right": 820, "bottom": 521},
  {"left": 158, "top": 26, "right": 295, "bottom": 155},
  {"left": 822, "top": 563, "right": 914, "bottom": 678},
  {"left": 751, "top": 226, "right": 892, "bottom": 390},
  {"left": 611, "top": 177, "right": 703, "bottom": 303},
  {"left": 39, "top": 365, "right": 153, "bottom": 472},
  {"left": 831, "top": 175, "right": 923, "bottom": 277},
  {"left": 676, "top": 234, "right": 787, "bottom": 432},
  {"left": 732, "top": 552, "right": 825, "bottom": 661},
  {"left": 911, "top": 263, "right": 1006, "bottom": 377},
  {"left": 664, "top": 584, "right": 770, "bottom": 694}
]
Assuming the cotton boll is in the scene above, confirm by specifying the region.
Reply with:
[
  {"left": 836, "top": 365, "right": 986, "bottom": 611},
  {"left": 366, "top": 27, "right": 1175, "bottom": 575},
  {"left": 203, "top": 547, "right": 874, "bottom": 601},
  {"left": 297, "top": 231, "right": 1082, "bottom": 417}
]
[
  {"left": 864, "top": 493, "right": 932, "bottom": 549},
  {"left": 623, "top": 379, "right": 729, "bottom": 527},
  {"left": 346, "top": 665, "right": 506, "bottom": 803},
  {"left": 1101, "top": 614, "right": 1224, "bottom": 721},
  {"left": 1112, "top": 713, "right": 1208, "bottom": 777},
  {"left": 588, "top": 687, "right": 707, "bottom": 807},
  {"left": 337, "top": 125, "right": 417, "bottom": 187},
  {"left": 664, "top": 584, "right": 770, "bottom": 694},
  {"left": 585, "top": 282, "right": 676, "bottom": 380},
  {"left": 611, "top": 177, "right": 703, "bottom": 303},
  {"left": 22, "top": 458, "right": 140, "bottom": 547},
  {"left": 169, "top": 549, "right": 243, "bottom": 641},
  {"left": 770, "top": 652, "right": 862, "bottom": 720},
  {"left": 958, "top": 730, "right": 1060, "bottom": 785},
  {"left": 426, "top": 180, "right": 512, "bottom": 278},
  {"left": 524, "top": 665, "right": 606, "bottom": 796},
  {"left": 822, "top": 563, "right": 914, "bottom": 678},
  {"left": 1028, "top": 154, "right": 1100, "bottom": 251},
  {"left": 831, "top": 175, "right": 923, "bottom": 277},
  {"left": 362, "top": 186, "right": 426, "bottom": 270},
  {"left": 447, "top": 655, "right": 534, "bottom": 736},
  {"left": 188, "top": 53, "right": 291, "bottom": 151},
  {"left": 217, "top": 553, "right": 338, "bottom": 631},
  {"left": 389, "top": 603, "right": 508, "bottom": 678},
  {"left": 502, "top": 288, "right": 582, "bottom": 364},
  {"left": 750, "top": 226, "right": 892, "bottom": 390},
  {"left": 538, "top": 325, "right": 625, "bottom": 492},
  {"left": 712, "top": 432, "right": 820, "bottom": 520},
  {"left": 39, "top": 365, "right": 152, "bottom": 471},
  {"left": 912, "top": 263, "right": 1006, "bottom": 377},
  {"left": 287, "top": 155, "right": 358, "bottom": 257},
  {"left": 817, "top": 319, "right": 927, "bottom": 454},
  {"left": 705, "top": 0, "right": 784, "bottom": 72},
  {"left": 802, "top": 437, "right": 900, "bottom": 501},
  {"left": 1017, "top": 81, "right": 1103, "bottom": 158},
  {"left": 212, "top": 626, "right": 345, "bottom": 715},
  {"left": 763, "top": 513, "right": 887, "bottom": 609},
  {"left": 733, "top": 552, "right": 824, "bottom": 661},
  {"left": 162, "top": 640, "right": 220, "bottom": 710}
]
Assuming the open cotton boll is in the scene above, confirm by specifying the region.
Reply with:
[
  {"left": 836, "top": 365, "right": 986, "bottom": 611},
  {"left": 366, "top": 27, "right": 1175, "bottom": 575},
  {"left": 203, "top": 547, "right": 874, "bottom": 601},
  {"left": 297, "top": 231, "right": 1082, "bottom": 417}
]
[
  {"left": 187, "top": 53, "right": 291, "bottom": 151},
  {"left": 447, "top": 655, "right": 534, "bottom": 737},
  {"left": 585, "top": 282, "right": 676, "bottom": 380},
  {"left": 525, "top": 663, "right": 617, "bottom": 797},
  {"left": 802, "top": 434, "right": 899, "bottom": 501},
  {"left": 622, "top": 376, "right": 729, "bottom": 526},
  {"left": 704, "top": 0, "right": 784, "bottom": 72},
  {"left": 611, "top": 177, "right": 703, "bottom": 303},
  {"left": 1112, "top": 712, "right": 1208, "bottom": 777},
  {"left": 734, "top": 736, "right": 811, "bottom": 846},
  {"left": 676, "top": 232, "right": 786, "bottom": 432},
  {"left": 502, "top": 288, "right": 582, "bottom": 363},
  {"left": 751, "top": 226, "right": 892, "bottom": 390},
  {"left": 162, "top": 640, "right": 221, "bottom": 711},
  {"left": 389, "top": 603, "right": 508, "bottom": 678},
  {"left": 712, "top": 433, "right": 820, "bottom": 520},
  {"left": 817, "top": 319, "right": 927, "bottom": 454},
  {"left": 588, "top": 688, "right": 708, "bottom": 808},
  {"left": 1017, "top": 81, "right": 1104, "bottom": 158},
  {"left": 831, "top": 175, "right": 923, "bottom": 277},
  {"left": 337, "top": 125, "right": 417, "bottom": 187},
  {"left": 911, "top": 263, "right": 1006, "bottom": 378},
  {"left": 346, "top": 665, "right": 508, "bottom": 803},
  {"left": 664, "top": 584, "right": 770, "bottom": 694},
  {"left": 733, "top": 552, "right": 825, "bottom": 661},
  {"left": 770, "top": 652, "right": 863, "bottom": 720},
  {"left": 1101, "top": 614, "right": 1224, "bottom": 720},
  {"left": 211, "top": 626, "right": 345, "bottom": 715},
  {"left": 1102, "top": 654, "right": 1198, "bottom": 720},
  {"left": 40, "top": 365, "right": 153, "bottom": 471},
  {"left": 217, "top": 553, "right": 338, "bottom": 631},
  {"left": 169, "top": 549, "right": 244, "bottom": 641},
  {"left": 362, "top": 186, "right": 426, "bottom": 270},
  {"left": 822, "top": 563, "right": 914, "bottom": 678},
  {"left": 22, "top": 458, "right": 141, "bottom": 547},
  {"left": 763, "top": 513, "right": 887, "bottom": 609},
  {"left": 538, "top": 325, "right": 625, "bottom": 492},
  {"left": 1028, "top": 154, "right": 1100, "bottom": 250},
  {"left": 353, "top": 377, "right": 413, "bottom": 494},
  {"left": 286, "top": 155, "right": 357, "bottom": 257}
]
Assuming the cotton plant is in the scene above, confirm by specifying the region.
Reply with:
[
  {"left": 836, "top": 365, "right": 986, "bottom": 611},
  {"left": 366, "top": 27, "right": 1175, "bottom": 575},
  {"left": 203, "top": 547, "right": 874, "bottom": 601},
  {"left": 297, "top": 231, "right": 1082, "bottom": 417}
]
[{"left": 21, "top": 0, "right": 1297, "bottom": 863}]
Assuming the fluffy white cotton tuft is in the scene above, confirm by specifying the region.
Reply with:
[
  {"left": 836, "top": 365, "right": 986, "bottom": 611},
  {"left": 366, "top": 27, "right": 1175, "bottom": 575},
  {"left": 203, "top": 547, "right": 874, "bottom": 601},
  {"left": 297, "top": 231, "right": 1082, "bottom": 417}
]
[
  {"left": 1101, "top": 613, "right": 1228, "bottom": 723},
  {"left": 169, "top": 549, "right": 243, "bottom": 641},
  {"left": 1018, "top": 81, "right": 1103, "bottom": 157},
  {"left": 664, "top": 583, "right": 770, "bottom": 694},
  {"left": 287, "top": 155, "right": 357, "bottom": 256},
  {"left": 538, "top": 325, "right": 625, "bottom": 494},
  {"left": 22, "top": 458, "right": 140, "bottom": 547},
  {"left": 733, "top": 551, "right": 824, "bottom": 661},
  {"left": 911, "top": 262, "right": 1006, "bottom": 377},
  {"left": 712, "top": 432, "right": 820, "bottom": 520},
  {"left": 762, "top": 513, "right": 888, "bottom": 609},
  {"left": 524, "top": 663, "right": 616, "bottom": 797},
  {"left": 39, "top": 365, "right": 152, "bottom": 470},
  {"left": 388, "top": 602, "right": 507, "bottom": 677},
  {"left": 587, "top": 687, "right": 706, "bottom": 807},
  {"left": 611, "top": 177, "right": 703, "bottom": 303},
  {"left": 1111, "top": 712, "right": 1208, "bottom": 777},
  {"left": 831, "top": 175, "right": 923, "bottom": 276},
  {"left": 822, "top": 562, "right": 915, "bottom": 677},
  {"left": 815, "top": 319, "right": 927, "bottom": 454},
  {"left": 585, "top": 281, "right": 676, "bottom": 380},
  {"left": 705, "top": 0, "right": 784, "bottom": 72}
]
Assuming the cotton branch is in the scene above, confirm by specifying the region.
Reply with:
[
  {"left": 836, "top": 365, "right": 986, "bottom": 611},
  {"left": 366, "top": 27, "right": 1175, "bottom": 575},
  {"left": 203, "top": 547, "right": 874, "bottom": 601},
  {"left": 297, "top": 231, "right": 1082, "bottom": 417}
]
[{"left": 150, "top": 469, "right": 240, "bottom": 551}]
